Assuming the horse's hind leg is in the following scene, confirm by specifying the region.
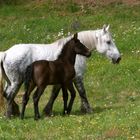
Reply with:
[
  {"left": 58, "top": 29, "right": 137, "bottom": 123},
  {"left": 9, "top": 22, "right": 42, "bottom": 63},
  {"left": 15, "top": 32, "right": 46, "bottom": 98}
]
[
  {"left": 43, "top": 85, "right": 61, "bottom": 116},
  {"left": 33, "top": 86, "right": 45, "bottom": 120},
  {"left": 20, "top": 83, "right": 35, "bottom": 119},
  {"left": 67, "top": 82, "right": 76, "bottom": 114},
  {"left": 74, "top": 76, "right": 93, "bottom": 113},
  {"left": 4, "top": 82, "right": 22, "bottom": 118}
]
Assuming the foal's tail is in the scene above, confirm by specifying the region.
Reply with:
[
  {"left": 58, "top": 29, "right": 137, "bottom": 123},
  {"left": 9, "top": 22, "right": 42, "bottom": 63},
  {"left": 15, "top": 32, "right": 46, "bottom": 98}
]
[
  {"left": 0, "top": 52, "right": 6, "bottom": 110},
  {"left": 24, "top": 64, "right": 33, "bottom": 91}
]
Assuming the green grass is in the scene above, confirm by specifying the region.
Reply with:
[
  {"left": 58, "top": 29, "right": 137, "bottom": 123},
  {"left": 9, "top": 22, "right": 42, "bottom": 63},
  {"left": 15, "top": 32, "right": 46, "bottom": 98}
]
[{"left": 0, "top": 1, "right": 140, "bottom": 139}]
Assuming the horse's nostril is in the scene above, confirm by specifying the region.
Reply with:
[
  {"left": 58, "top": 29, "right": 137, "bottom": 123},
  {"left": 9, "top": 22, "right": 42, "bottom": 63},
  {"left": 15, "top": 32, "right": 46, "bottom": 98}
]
[
  {"left": 112, "top": 57, "right": 121, "bottom": 64},
  {"left": 116, "top": 57, "right": 121, "bottom": 63}
]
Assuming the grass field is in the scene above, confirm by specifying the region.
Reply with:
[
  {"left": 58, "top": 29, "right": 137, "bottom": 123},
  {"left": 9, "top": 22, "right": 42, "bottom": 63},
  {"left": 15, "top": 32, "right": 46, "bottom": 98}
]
[{"left": 0, "top": 1, "right": 140, "bottom": 139}]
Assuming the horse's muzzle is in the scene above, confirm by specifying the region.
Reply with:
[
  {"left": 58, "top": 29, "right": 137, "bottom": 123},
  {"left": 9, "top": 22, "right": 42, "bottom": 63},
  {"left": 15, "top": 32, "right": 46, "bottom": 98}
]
[{"left": 112, "top": 56, "right": 121, "bottom": 64}]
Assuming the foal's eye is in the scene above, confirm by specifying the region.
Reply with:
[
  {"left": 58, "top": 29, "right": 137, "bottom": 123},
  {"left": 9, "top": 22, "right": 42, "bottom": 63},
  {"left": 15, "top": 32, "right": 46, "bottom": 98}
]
[{"left": 107, "top": 41, "right": 111, "bottom": 45}]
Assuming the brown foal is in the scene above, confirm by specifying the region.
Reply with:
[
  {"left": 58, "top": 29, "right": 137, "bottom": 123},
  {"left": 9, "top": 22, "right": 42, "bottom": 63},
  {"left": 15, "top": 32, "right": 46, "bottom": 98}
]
[{"left": 20, "top": 33, "right": 91, "bottom": 120}]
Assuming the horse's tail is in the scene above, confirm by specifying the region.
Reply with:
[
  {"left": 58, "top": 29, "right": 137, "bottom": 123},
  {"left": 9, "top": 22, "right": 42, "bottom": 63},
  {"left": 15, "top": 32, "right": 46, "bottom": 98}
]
[
  {"left": 0, "top": 52, "right": 6, "bottom": 110},
  {"left": 24, "top": 64, "right": 33, "bottom": 91}
]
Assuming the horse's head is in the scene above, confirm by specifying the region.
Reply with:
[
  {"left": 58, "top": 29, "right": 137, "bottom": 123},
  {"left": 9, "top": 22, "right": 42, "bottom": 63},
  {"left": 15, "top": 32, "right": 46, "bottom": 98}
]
[
  {"left": 95, "top": 25, "right": 121, "bottom": 64},
  {"left": 73, "top": 33, "right": 91, "bottom": 57}
]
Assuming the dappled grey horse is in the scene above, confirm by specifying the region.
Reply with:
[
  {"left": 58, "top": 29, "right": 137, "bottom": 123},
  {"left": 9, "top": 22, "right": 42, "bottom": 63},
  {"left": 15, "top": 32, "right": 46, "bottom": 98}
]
[{"left": 0, "top": 25, "right": 121, "bottom": 117}]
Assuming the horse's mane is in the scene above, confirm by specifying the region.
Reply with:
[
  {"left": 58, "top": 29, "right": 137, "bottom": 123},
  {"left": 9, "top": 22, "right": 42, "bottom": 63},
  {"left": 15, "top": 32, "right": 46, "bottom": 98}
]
[
  {"left": 56, "top": 35, "right": 73, "bottom": 48},
  {"left": 52, "top": 30, "right": 99, "bottom": 57}
]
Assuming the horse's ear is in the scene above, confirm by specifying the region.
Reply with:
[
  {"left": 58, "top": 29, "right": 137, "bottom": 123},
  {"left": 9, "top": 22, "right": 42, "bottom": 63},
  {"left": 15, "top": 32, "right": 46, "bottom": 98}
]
[
  {"left": 73, "top": 33, "right": 78, "bottom": 40},
  {"left": 106, "top": 24, "right": 110, "bottom": 31},
  {"left": 103, "top": 24, "right": 110, "bottom": 33}
]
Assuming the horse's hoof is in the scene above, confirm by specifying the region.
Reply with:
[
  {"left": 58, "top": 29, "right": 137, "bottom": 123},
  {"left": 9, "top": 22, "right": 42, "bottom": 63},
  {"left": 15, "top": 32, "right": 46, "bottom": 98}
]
[
  {"left": 20, "top": 115, "right": 24, "bottom": 120},
  {"left": 45, "top": 113, "right": 53, "bottom": 117},
  {"left": 5, "top": 112, "right": 12, "bottom": 119},
  {"left": 43, "top": 109, "right": 52, "bottom": 117},
  {"left": 34, "top": 117, "right": 40, "bottom": 121},
  {"left": 81, "top": 106, "right": 93, "bottom": 114}
]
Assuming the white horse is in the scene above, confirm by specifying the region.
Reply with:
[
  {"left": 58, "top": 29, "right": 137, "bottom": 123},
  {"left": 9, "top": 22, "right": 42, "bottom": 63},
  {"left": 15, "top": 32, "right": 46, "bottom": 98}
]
[{"left": 0, "top": 25, "right": 121, "bottom": 117}]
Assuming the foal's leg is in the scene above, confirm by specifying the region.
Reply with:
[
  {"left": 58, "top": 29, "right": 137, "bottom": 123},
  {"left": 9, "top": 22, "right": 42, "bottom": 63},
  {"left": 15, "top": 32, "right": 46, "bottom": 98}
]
[
  {"left": 33, "top": 86, "right": 46, "bottom": 120},
  {"left": 74, "top": 76, "right": 93, "bottom": 113},
  {"left": 67, "top": 82, "right": 76, "bottom": 114},
  {"left": 62, "top": 85, "right": 68, "bottom": 115},
  {"left": 43, "top": 85, "right": 61, "bottom": 116},
  {"left": 20, "top": 83, "right": 35, "bottom": 119}
]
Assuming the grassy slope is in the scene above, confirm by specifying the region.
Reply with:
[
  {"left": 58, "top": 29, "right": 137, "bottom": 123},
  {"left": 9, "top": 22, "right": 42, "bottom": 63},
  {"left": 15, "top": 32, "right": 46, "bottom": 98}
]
[{"left": 0, "top": 2, "right": 140, "bottom": 140}]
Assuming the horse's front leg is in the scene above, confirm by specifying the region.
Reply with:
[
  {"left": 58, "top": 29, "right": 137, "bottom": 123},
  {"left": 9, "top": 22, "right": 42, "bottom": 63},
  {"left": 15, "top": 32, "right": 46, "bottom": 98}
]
[
  {"left": 43, "top": 85, "right": 61, "bottom": 116},
  {"left": 62, "top": 85, "right": 68, "bottom": 115},
  {"left": 74, "top": 76, "right": 93, "bottom": 113},
  {"left": 67, "top": 82, "right": 76, "bottom": 114},
  {"left": 33, "top": 87, "right": 45, "bottom": 120}
]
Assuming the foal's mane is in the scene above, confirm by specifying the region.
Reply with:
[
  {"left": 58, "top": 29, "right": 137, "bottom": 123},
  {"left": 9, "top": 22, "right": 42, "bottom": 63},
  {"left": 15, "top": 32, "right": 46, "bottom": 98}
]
[{"left": 57, "top": 36, "right": 74, "bottom": 59}]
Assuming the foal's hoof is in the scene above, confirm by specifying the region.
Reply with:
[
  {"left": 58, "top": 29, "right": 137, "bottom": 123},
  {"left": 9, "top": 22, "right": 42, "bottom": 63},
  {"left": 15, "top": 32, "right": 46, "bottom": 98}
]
[
  {"left": 34, "top": 117, "right": 40, "bottom": 121},
  {"left": 63, "top": 110, "right": 68, "bottom": 116},
  {"left": 66, "top": 111, "right": 71, "bottom": 115},
  {"left": 34, "top": 115, "right": 41, "bottom": 121}
]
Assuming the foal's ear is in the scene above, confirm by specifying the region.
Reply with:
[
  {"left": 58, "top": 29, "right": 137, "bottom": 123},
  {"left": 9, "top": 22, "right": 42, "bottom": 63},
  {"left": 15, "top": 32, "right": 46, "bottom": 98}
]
[{"left": 73, "top": 33, "right": 78, "bottom": 40}]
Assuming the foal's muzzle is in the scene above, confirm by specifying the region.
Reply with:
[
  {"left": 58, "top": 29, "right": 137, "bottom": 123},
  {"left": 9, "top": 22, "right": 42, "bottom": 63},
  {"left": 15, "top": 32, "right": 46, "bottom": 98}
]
[
  {"left": 86, "top": 51, "right": 92, "bottom": 58},
  {"left": 112, "top": 56, "right": 121, "bottom": 64}
]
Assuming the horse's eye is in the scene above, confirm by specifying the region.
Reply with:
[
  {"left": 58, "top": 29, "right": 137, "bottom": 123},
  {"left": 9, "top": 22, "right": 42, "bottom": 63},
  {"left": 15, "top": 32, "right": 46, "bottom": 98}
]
[{"left": 107, "top": 41, "right": 111, "bottom": 45}]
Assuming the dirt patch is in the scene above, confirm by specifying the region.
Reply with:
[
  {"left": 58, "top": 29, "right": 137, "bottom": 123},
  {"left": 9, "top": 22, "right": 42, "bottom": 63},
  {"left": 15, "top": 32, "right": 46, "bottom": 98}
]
[
  {"left": 31, "top": 0, "right": 140, "bottom": 6},
  {"left": 103, "top": 127, "right": 122, "bottom": 139},
  {"left": 49, "top": 0, "right": 140, "bottom": 6},
  {"left": 1, "top": 0, "right": 139, "bottom": 6},
  {"left": 97, "top": 0, "right": 140, "bottom": 5}
]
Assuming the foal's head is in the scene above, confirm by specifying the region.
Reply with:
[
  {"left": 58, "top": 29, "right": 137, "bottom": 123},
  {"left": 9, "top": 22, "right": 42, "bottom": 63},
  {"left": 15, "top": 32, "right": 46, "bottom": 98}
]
[
  {"left": 69, "top": 33, "right": 91, "bottom": 57},
  {"left": 58, "top": 33, "right": 91, "bottom": 60}
]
